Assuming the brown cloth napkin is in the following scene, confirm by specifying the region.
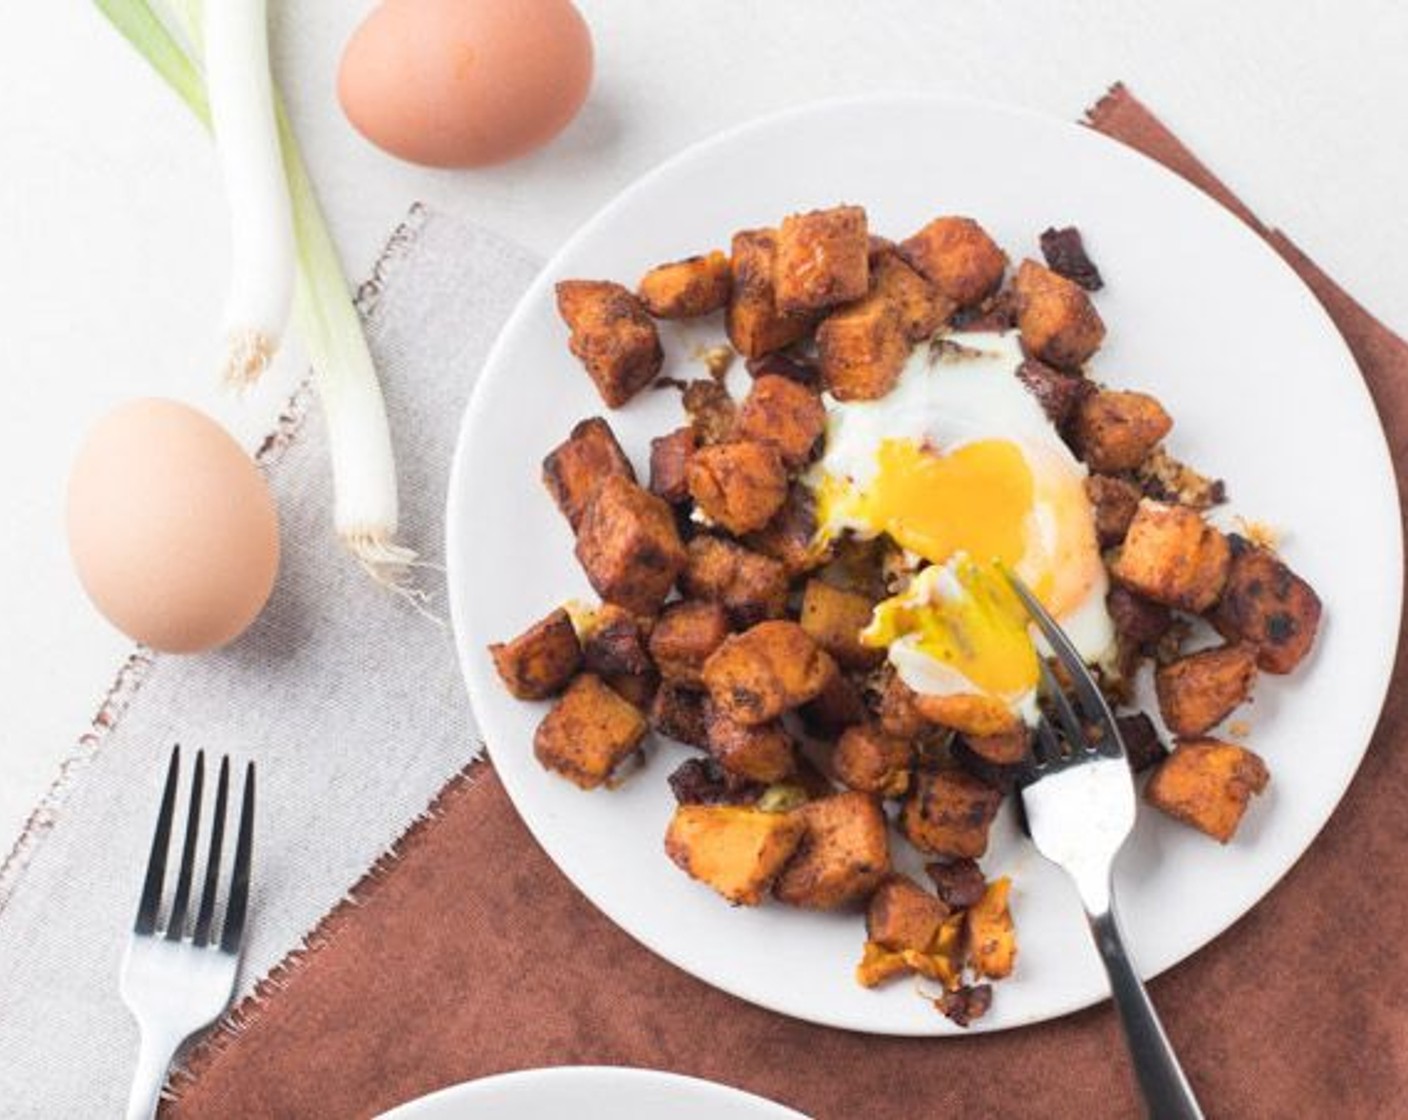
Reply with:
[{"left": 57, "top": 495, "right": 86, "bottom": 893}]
[{"left": 168, "top": 86, "right": 1408, "bottom": 1120}]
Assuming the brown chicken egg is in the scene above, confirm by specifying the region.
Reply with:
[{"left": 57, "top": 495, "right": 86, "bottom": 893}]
[
  {"left": 338, "top": 0, "right": 594, "bottom": 168},
  {"left": 67, "top": 399, "right": 280, "bottom": 654}
]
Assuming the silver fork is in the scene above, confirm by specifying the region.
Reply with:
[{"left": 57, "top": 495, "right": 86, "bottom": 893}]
[
  {"left": 121, "top": 746, "right": 254, "bottom": 1120},
  {"left": 1005, "top": 575, "right": 1204, "bottom": 1120}
]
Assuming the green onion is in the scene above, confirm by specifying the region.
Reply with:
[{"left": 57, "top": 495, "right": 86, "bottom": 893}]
[{"left": 91, "top": 0, "right": 417, "bottom": 588}]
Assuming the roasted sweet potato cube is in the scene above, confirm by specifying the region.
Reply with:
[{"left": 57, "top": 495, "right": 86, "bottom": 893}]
[
  {"left": 1016, "top": 358, "right": 1091, "bottom": 426},
  {"left": 743, "top": 486, "right": 827, "bottom": 577},
  {"left": 650, "top": 680, "right": 709, "bottom": 748},
  {"left": 702, "top": 620, "right": 837, "bottom": 725},
  {"left": 912, "top": 693, "right": 1023, "bottom": 738},
  {"left": 833, "top": 723, "right": 912, "bottom": 798},
  {"left": 897, "top": 217, "right": 1007, "bottom": 308},
  {"left": 924, "top": 857, "right": 987, "bottom": 909},
  {"left": 686, "top": 440, "right": 789, "bottom": 535},
  {"left": 1013, "top": 259, "right": 1106, "bottom": 370},
  {"left": 1111, "top": 500, "right": 1230, "bottom": 612},
  {"left": 798, "top": 579, "right": 882, "bottom": 670},
  {"left": 603, "top": 669, "right": 658, "bottom": 709},
  {"left": 541, "top": 417, "right": 636, "bottom": 532},
  {"left": 706, "top": 704, "right": 796, "bottom": 783},
  {"left": 735, "top": 375, "right": 827, "bottom": 471},
  {"left": 872, "top": 248, "right": 954, "bottom": 341},
  {"left": 648, "top": 426, "right": 697, "bottom": 505},
  {"left": 681, "top": 535, "right": 789, "bottom": 627},
  {"left": 966, "top": 877, "right": 1016, "bottom": 980},
  {"left": 1210, "top": 538, "right": 1323, "bottom": 674},
  {"left": 580, "top": 603, "right": 653, "bottom": 677},
  {"left": 1071, "top": 390, "right": 1172, "bottom": 472},
  {"left": 775, "top": 205, "right": 870, "bottom": 314},
  {"left": 1085, "top": 474, "right": 1143, "bottom": 547},
  {"left": 774, "top": 791, "right": 890, "bottom": 909},
  {"left": 488, "top": 607, "right": 582, "bottom": 700},
  {"left": 726, "top": 229, "right": 811, "bottom": 358},
  {"left": 636, "top": 250, "right": 731, "bottom": 319},
  {"left": 901, "top": 769, "right": 1003, "bottom": 858},
  {"left": 1155, "top": 643, "right": 1258, "bottom": 736},
  {"left": 533, "top": 673, "right": 647, "bottom": 789},
  {"left": 816, "top": 294, "right": 909, "bottom": 402},
  {"left": 574, "top": 476, "right": 687, "bottom": 616},
  {"left": 555, "top": 280, "right": 663, "bottom": 408},
  {"left": 1145, "top": 739, "right": 1269, "bottom": 843},
  {"left": 799, "top": 671, "right": 871, "bottom": 737},
  {"left": 867, "top": 875, "right": 950, "bottom": 952},
  {"left": 962, "top": 726, "right": 1030, "bottom": 766},
  {"left": 649, "top": 599, "right": 730, "bottom": 685},
  {"left": 665, "top": 804, "right": 806, "bottom": 905}
]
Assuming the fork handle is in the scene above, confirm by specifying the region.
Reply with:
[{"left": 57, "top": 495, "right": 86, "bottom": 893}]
[
  {"left": 125, "top": 1028, "right": 186, "bottom": 1120},
  {"left": 1088, "top": 907, "right": 1205, "bottom": 1120}
]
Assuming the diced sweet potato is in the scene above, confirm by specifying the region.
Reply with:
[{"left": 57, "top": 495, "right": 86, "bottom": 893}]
[
  {"left": 650, "top": 680, "right": 709, "bottom": 748},
  {"left": 1209, "top": 538, "right": 1323, "bottom": 674},
  {"left": 1016, "top": 358, "right": 1091, "bottom": 427},
  {"left": 774, "top": 791, "right": 890, "bottom": 909},
  {"left": 1039, "top": 226, "right": 1103, "bottom": 291},
  {"left": 681, "top": 535, "right": 789, "bottom": 627},
  {"left": 574, "top": 476, "right": 687, "bottom": 616},
  {"left": 649, "top": 599, "right": 730, "bottom": 685},
  {"left": 966, "top": 877, "right": 1016, "bottom": 980},
  {"left": 799, "top": 579, "right": 883, "bottom": 669},
  {"left": 912, "top": 693, "right": 1023, "bottom": 738},
  {"left": 1156, "top": 643, "right": 1258, "bottom": 736},
  {"left": 816, "top": 294, "right": 909, "bottom": 401},
  {"left": 555, "top": 280, "right": 663, "bottom": 408},
  {"left": 871, "top": 247, "right": 954, "bottom": 341},
  {"left": 705, "top": 704, "right": 796, "bottom": 783},
  {"left": 667, "top": 756, "right": 763, "bottom": 806},
  {"left": 541, "top": 417, "right": 636, "bottom": 532},
  {"left": 833, "top": 723, "right": 912, "bottom": 798},
  {"left": 726, "top": 229, "right": 811, "bottom": 358},
  {"left": 743, "top": 486, "right": 827, "bottom": 577},
  {"left": 602, "top": 669, "right": 658, "bottom": 709},
  {"left": 533, "top": 673, "right": 647, "bottom": 789},
  {"left": 1111, "top": 500, "right": 1231, "bottom": 612},
  {"left": 856, "top": 913, "right": 965, "bottom": 990},
  {"left": 1085, "top": 474, "right": 1143, "bottom": 547},
  {"left": 1012, "top": 259, "right": 1105, "bottom": 369},
  {"left": 962, "top": 726, "right": 1031, "bottom": 766},
  {"left": 867, "top": 875, "right": 950, "bottom": 952},
  {"left": 924, "top": 857, "right": 987, "bottom": 909},
  {"left": 665, "top": 804, "right": 806, "bottom": 905},
  {"left": 897, "top": 217, "right": 1007, "bottom": 308},
  {"left": 1071, "top": 390, "right": 1172, "bottom": 473},
  {"left": 901, "top": 769, "right": 1003, "bottom": 858},
  {"left": 580, "top": 603, "right": 653, "bottom": 677},
  {"left": 636, "top": 251, "right": 731, "bottom": 319},
  {"left": 799, "top": 671, "right": 871, "bottom": 737},
  {"left": 686, "top": 440, "right": 789, "bottom": 535},
  {"left": 734, "top": 375, "right": 827, "bottom": 471},
  {"left": 775, "top": 205, "right": 870, "bottom": 314},
  {"left": 488, "top": 607, "right": 583, "bottom": 700},
  {"left": 702, "top": 620, "right": 838, "bottom": 725},
  {"left": 1144, "top": 739, "right": 1269, "bottom": 843},
  {"left": 648, "top": 426, "right": 697, "bottom": 505}
]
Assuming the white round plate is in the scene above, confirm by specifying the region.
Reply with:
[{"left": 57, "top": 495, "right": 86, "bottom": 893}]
[
  {"left": 378, "top": 1067, "right": 806, "bottom": 1120},
  {"left": 447, "top": 95, "right": 1401, "bottom": 1035}
]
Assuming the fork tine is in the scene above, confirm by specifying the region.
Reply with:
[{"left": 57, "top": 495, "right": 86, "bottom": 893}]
[
  {"left": 1033, "top": 716, "right": 1063, "bottom": 766},
  {"left": 1037, "top": 659, "right": 1085, "bottom": 748},
  {"left": 164, "top": 750, "right": 205, "bottom": 941},
  {"left": 193, "top": 756, "right": 230, "bottom": 948},
  {"left": 220, "top": 762, "right": 255, "bottom": 955},
  {"left": 134, "top": 746, "right": 181, "bottom": 935}
]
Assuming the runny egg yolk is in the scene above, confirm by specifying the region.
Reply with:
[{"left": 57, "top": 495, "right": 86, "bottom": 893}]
[{"left": 844, "top": 437, "right": 1035, "bottom": 572}]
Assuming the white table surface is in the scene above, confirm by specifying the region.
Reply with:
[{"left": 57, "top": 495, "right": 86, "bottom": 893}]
[{"left": 2, "top": 0, "right": 1404, "bottom": 852}]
